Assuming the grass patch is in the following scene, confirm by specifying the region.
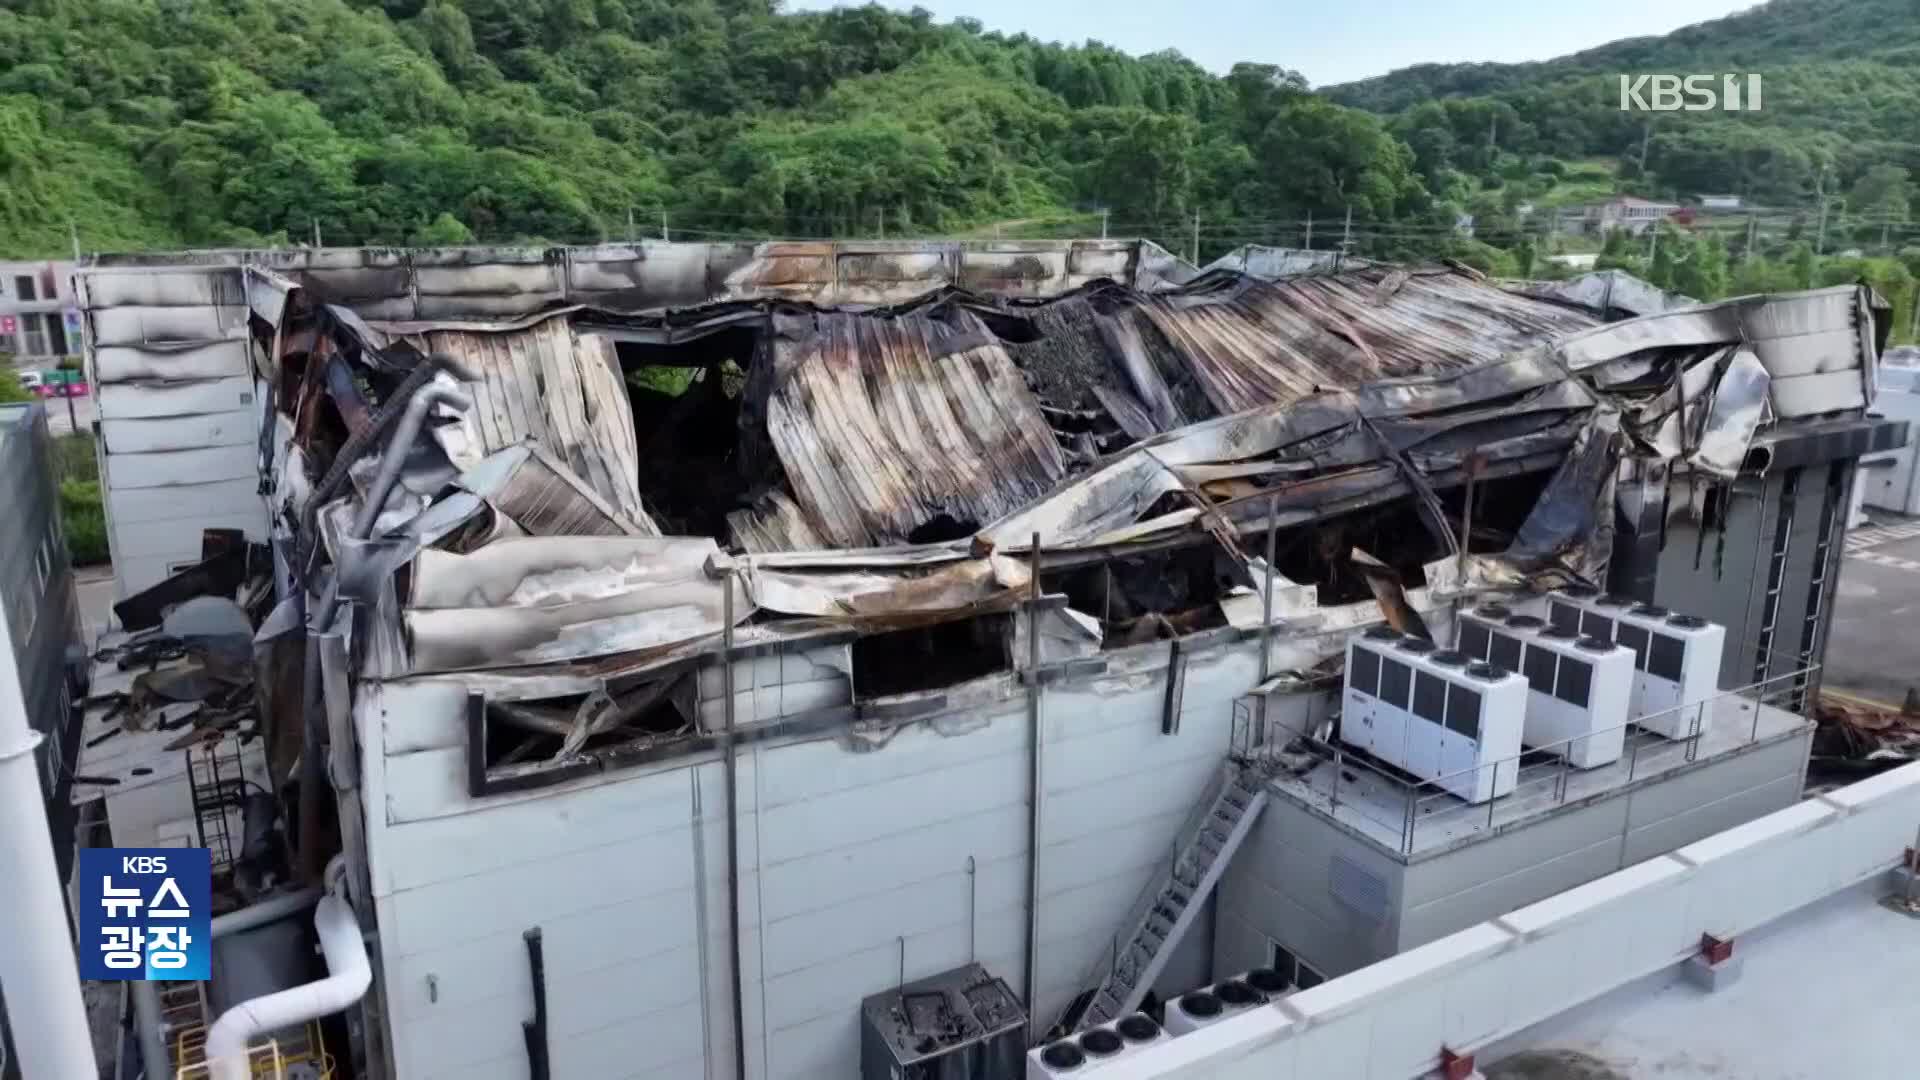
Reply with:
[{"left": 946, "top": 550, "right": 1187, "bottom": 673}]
[
  {"left": 60, "top": 478, "right": 108, "bottom": 566},
  {"left": 49, "top": 434, "right": 105, "bottom": 566}
]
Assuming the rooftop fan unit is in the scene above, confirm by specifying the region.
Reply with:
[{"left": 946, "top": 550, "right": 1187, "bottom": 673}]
[
  {"left": 1457, "top": 605, "right": 1633, "bottom": 768},
  {"left": 1163, "top": 987, "right": 1229, "bottom": 1036},
  {"left": 1025, "top": 1013, "right": 1166, "bottom": 1076},
  {"left": 1342, "top": 628, "right": 1527, "bottom": 803},
  {"left": 1547, "top": 589, "right": 1726, "bottom": 739}
]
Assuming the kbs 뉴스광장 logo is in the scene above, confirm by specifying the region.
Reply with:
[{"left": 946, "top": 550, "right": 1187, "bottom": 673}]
[{"left": 78, "top": 848, "right": 212, "bottom": 981}]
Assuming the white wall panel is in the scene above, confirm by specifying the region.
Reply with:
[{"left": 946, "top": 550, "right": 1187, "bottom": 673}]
[
  {"left": 106, "top": 477, "right": 261, "bottom": 528},
  {"left": 101, "top": 409, "right": 254, "bottom": 453},
  {"left": 97, "top": 376, "right": 253, "bottom": 419},
  {"left": 103, "top": 442, "right": 255, "bottom": 488}
]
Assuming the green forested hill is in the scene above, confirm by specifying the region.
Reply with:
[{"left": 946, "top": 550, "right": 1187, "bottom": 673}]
[
  {"left": 1325, "top": 0, "right": 1920, "bottom": 208},
  {"left": 0, "top": 0, "right": 1441, "bottom": 260},
  {"left": 3, "top": 0, "right": 1917, "bottom": 287}
]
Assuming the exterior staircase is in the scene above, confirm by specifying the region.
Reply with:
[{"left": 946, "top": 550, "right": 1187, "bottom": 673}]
[{"left": 1066, "top": 762, "right": 1269, "bottom": 1031}]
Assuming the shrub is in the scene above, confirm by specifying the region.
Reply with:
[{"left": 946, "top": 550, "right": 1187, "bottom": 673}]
[{"left": 59, "top": 478, "right": 109, "bottom": 566}]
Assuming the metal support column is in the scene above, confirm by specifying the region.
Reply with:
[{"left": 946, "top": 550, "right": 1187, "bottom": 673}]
[
  {"left": 1023, "top": 534, "right": 1045, "bottom": 1021},
  {"left": 721, "top": 572, "right": 747, "bottom": 1080}
]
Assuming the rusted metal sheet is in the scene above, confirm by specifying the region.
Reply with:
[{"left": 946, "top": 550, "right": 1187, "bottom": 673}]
[
  {"left": 745, "top": 308, "right": 1067, "bottom": 550},
  {"left": 1131, "top": 268, "right": 1600, "bottom": 414},
  {"left": 459, "top": 443, "right": 655, "bottom": 538},
  {"left": 740, "top": 552, "right": 1031, "bottom": 618},
  {"left": 355, "top": 311, "right": 658, "bottom": 534}
]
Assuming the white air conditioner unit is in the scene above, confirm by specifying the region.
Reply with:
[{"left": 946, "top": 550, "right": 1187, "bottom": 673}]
[
  {"left": 1163, "top": 972, "right": 1278, "bottom": 1038},
  {"left": 1027, "top": 1039, "right": 1091, "bottom": 1077},
  {"left": 1342, "top": 628, "right": 1527, "bottom": 803},
  {"left": 1162, "top": 987, "right": 1229, "bottom": 1036},
  {"left": 1547, "top": 590, "right": 1726, "bottom": 739},
  {"left": 1043, "top": 1012, "right": 1168, "bottom": 1074},
  {"left": 1457, "top": 606, "right": 1632, "bottom": 768}
]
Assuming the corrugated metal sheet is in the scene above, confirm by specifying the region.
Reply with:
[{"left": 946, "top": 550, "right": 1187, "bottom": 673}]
[
  {"left": 737, "top": 308, "right": 1068, "bottom": 551},
  {"left": 1126, "top": 268, "right": 1602, "bottom": 414},
  {"left": 361, "top": 312, "right": 660, "bottom": 536}
]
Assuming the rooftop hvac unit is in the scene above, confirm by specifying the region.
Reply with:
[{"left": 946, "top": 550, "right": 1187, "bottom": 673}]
[
  {"left": 860, "top": 963, "right": 1027, "bottom": 1080},
  {"left": 1547, "top": 589, "right": 1726, "bottom": 739},
  {"left": 1163, "top": 972, "right": 1280, "bottom": 1036},
  {"left": 1024, "top": 1014, "right": 1166, "bottom": 1077},
  {"left": 1163, "top": 987, "right": 1228, "bottom": 1036},
  {"left": 1457, "top": 606, "right": 1633, "bottom": 768},
  {"left": 1342, "top": 628, "right": 1527, "bottom": 803}
]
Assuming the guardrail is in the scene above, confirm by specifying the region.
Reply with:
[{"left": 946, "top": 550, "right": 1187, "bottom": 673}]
[
  {"left": 1236, "top": 661, "right": 1819, "bottom": 856},
  {"left": 1095, "top": 757, "right": 1920, "bottom": 1079}
]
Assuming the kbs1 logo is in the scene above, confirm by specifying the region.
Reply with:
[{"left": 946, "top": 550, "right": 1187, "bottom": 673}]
[
  {"left": 79, "top": 848, "right": 212, "bottom": 980},
  {"left": 1619, "top": 74, "right": 1763, "bottom": 112}
]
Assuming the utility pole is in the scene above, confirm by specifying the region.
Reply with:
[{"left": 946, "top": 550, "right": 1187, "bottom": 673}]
[
  {"left": 1744, "top": 213, "right": 1758, "bottom": 264},
  {"left": 1638, "top": 122, "right": 1652, "bottom": 176},
  {"left": 1815, "top": 165, "right": 1830, "bottom": 255},
  {"left": 1100, "top": 207, "right": 1109, "bottom": 240},
  {"left": 312, "top": 218, "right": 322, "bottom": 249},
  {"left": 1881, "top": 214, "right": 1892, "bottom": 254},
  {"left": 627, "top": 208, "right": 636, "bottom": 244},
  {"left": 1304, "top": 210, "right": 1314, "bottom": 251},
  {"left": 661, "top": 211, "right": 669, "bottom": 242},
  {"left": 1190, "top": 209, "right": 1200, "bottom": 265},
  {"left": 878, "top": 207, "right": 886, "bottom": 240},
  {"left": 1341, "top": 206, "right": 1354, "bottom": 253},
  {"left": 1647, "top": 224, "right": 1659, "bottom": 264},
  {"left": 69, "top": 222, "right": 80, "bottom": 261}
]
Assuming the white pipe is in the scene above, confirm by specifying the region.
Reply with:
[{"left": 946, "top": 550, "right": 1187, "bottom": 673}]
[
  {"left": 0, "top": 589, "right": 100, "bottom": 1079},
  {"left": 208, "top": 885, "right": 323, "bottom": 940},
  {"left": 203, "top": 893, "right": 370, "bottom": 1080}
]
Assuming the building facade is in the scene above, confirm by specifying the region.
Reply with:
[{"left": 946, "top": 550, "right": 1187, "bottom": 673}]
[{"left": 0, "top": 260, "right": 80, "bottom": 362}]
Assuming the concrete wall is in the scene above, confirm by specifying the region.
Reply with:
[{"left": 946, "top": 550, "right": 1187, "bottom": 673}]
[
  {"left": 1215, "top": 725, "right": 1810, "bottom": 981},
  {"left": 358, "top": 628, "right": 1274, "bottom": 1080},
  {"left": 0, "top": 404, "right": 81, "bottom": 812},
  {"left": 1092, "top": 759, "right": 1920, "bottom": 1080},
  {"left": 1651, "top": 459, "right": 1852, "bottom": 694},
  {"left": 1215, "top": 794, "right": 1406, "bottom": 982}
]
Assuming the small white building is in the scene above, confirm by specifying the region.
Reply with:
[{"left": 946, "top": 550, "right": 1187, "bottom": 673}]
[
  {"left": 1579, "top": 196, "right": 1680, "bottom": 236},
  {"left": 1697, "top": 194, "right": 1745, "bottom": 211}
]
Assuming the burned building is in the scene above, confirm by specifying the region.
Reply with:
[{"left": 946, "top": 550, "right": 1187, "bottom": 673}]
[{"left": 63, "top": 239, "right": 1904, "bottom": 1080}]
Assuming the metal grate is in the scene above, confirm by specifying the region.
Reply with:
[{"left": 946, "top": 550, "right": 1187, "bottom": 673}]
[{"left": 186, "top": 737, "right": 249, "bottom": 878}]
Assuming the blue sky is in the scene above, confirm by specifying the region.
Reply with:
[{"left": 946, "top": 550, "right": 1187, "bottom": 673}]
[{"left": 787, "top": 0, "right": 1757, "bottom": 86}]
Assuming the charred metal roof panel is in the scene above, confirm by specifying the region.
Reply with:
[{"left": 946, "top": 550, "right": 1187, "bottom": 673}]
[
  {"left": 741, "top": 308, "right": 1068, "bottom": 551},
  {"left": 1130, "top": 268, "right": 1602, "bottom": 414},
  {"left": 360, "top": 312, "right": 661, "bottom": 536}
]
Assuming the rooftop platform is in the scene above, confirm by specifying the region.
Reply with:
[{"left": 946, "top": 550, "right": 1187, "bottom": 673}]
[
  {"left": 1488, "top": 879, "right": 1920, "bottom": 1080},
  {"left": 1264, "top": 695, "right": 1809, "bottom": 860}
]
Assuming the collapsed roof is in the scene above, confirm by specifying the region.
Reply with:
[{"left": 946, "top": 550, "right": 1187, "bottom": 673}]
[{"left": 250, "top": 260, "right": 1887, "bottom": 683}]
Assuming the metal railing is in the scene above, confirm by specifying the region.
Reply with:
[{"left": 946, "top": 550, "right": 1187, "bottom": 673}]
[
  {"left": 1242, "top": 662, "right": 1820, "bottom": 857},
  {"left": 1047, "top": 762, "right": 1234, "bottom": 1035}
]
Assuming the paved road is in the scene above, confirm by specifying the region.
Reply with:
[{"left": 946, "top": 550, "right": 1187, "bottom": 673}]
[
  {"left": 73, "top": 564, "right": 115, "bottom": 645},
  {"left": 1825, "top": 515, "right": 1920, "bottom": 707}
]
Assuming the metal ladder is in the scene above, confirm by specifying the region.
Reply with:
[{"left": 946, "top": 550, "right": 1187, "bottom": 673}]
[
  {"left": 1073, "top": 764, "right": 1269, "bottom": 1030},
  {"left": 1751, "top": 469, "right": 1799, "bottom": 686},
  {"left": 1790, "top": 464, "right": 1846, "bottom": 710}
]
